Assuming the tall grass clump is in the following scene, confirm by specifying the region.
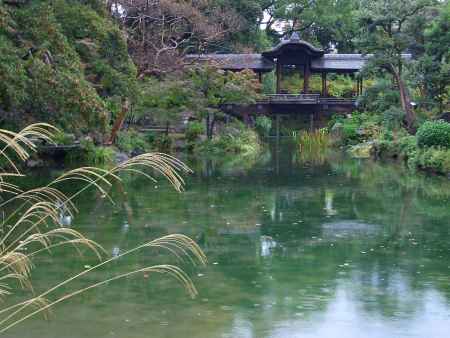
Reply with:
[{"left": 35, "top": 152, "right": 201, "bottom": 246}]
[
  {"left": 295, "top": 129, "right": 331, "bottom": 165},
  {"left": 0, "top": 123, "right": 206, "bottom": 333},
  {"left": 297, "top": 128, "right": 331, "bottom": 152}
]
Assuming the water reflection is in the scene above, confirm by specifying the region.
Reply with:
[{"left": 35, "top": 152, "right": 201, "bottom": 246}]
[{"left": 5, "top": 141, "right": 450, "bottom": 338}]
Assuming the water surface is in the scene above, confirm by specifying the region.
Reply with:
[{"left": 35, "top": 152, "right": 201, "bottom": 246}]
[{"left": 5, "top": 143, "right": 450, "bottom": 338}]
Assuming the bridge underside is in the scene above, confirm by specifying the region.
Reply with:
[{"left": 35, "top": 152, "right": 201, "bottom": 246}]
[{"left": 221, "top": 95, "right": 357, "bottom": 122}]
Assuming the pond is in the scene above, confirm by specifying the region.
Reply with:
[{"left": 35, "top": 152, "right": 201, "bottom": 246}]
[{"left": 5, "top": 142, "right": 450, "bottom": 338}]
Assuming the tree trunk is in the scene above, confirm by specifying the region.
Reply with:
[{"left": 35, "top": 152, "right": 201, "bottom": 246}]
[
  {"left": 205, "top": 113, "right": 216, "bottom": 140},
  {"left": 107, "top": 99, "right": 129, "bottom": 145},
  {"left": 388, "top": 64, "right": 416, "bottom": 133},
  {"left": 206, "top": 113, "right": 216, "bottom": 140},
  {"left": 209, "top": 116, "right": 216, "bottom": 139}
]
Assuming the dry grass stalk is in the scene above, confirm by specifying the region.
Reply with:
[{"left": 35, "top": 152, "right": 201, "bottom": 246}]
[{"left": 0, "top": 124, "right": 206, "bottom": 333}]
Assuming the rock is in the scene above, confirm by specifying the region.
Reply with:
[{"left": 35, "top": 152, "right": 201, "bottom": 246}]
[
  {"left": 26, "top": 159, "right": 44, "bottom": 168},
  {"left": 438, "top": 112, "right": 450, "bottom": 122},
  {"left": 115, "top": 152, "right": 129, "bottom": 164},
  {"left": 348, "top": 142, "right": 375, "bottom": 158},
  {"left": 131, "top": 149, "right": 144, "bottom": 157}
]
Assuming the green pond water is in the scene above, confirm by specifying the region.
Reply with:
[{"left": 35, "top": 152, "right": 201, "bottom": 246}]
[{"left": 5, "top": 142, "right": 450, "bottom": 338}]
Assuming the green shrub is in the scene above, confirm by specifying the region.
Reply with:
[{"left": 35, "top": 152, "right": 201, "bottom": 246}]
[
  {"left": 255, "top": 116, "right": 272, "bottom": 136},
  {"left": 116, "top": 130, "right": 148, "bottom": 153},
  {"left": 417, "top": 120, "right": 450, "bottom": 148},
  {"left": 87, "top": 146, "right": 115, "bottom": 164},
  {"left": 198, "top": 120, "right": 261, "bottom": 156},
  {"left": 376, "top": 135, "right": 418, "bottom": 159},
  {"left": 53, "top": 131, "right": 75, "bottom": 145},
  {"left": 375, "top": 139, "right": 399, "bottom": 157},
  {"left": 412, "top": 147, "right": 450, "bottom": 174},
  {"left": 155, "top": 134, "right": 173, "bottom": 153},
  {"left": 0, "top": 1, "right": 137, "bottom": 133},
  {"left": 342, "top": 123, "right": 360, "bottom": 144},
  {"left": 185, "top": 121, "right": 205, "bottom": 144},
  {"left": 383, "top": 107, "right": 405, "bottom": 130},
  {"left": 145, "top": 131, "right": 156, "bottom": 144},
  {"left": 398, "top": 136, "right": 418, "bottom": 158},
  {"left": 77, "top": 138, "right": 114, "bottom": 164}
]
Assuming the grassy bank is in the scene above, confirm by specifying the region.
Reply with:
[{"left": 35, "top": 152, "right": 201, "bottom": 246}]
[{"left": 330, "top": 113, "right": 450, "bottom": 176}]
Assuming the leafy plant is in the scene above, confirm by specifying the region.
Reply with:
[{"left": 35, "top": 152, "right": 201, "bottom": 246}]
[
  {"left": 185, "top": 121, "right": 205, "bottom": 143},
  {"left": 86, "top": 146, "right": 115, "bottom": 164},
  {"left": 116, "top": 130, "right": 148, "bottom": 153},
  {"left": 255, "top": 116, "right": 272, "bottom": 137},
  {"left": 0, "top": 1, "right": 139, "bottom": 132},
  {"left": 198, "top": 120, "right": 261, "bottom": 157},
  {"left": 416, "top": 120, "right": 450, "bottom": 148},
  {"left": 155, "top": 134, "right": 173, "bottom": 153},
  {"left": 410, "top": 146, "right": 450, "bottom": 174}
]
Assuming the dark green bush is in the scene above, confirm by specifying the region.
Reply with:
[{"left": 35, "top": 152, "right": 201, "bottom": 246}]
[
  {"left": 398, "top": 136, "right": 418, "bottom": 158},
  {"left": 155, "top": 135, "right": 173, "bottom": 153},
  {"left": 116, "top": 130, "right": 148, "bottom": 153},
  {"left": 255, "top": 116, "right": 272, "bottom": 136},
  {"left": 342, "top": 123, "right": 360, "bottom": 144},
  {"left": 185, "top": 121, "right": 205, "bottom": 144},
  {"left": 0, "top": 0, "right": 137, "bottom": 133},
  {"left": 410, "top": 147, "right": 450, "bottom": 174},
  {"left": 417, "top": 120, "right": 450, "bottom": 148}
]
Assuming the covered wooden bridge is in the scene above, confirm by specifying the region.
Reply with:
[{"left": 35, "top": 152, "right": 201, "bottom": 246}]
[{"left": 186, "top": 33, "right": 408, "bottom": 122}]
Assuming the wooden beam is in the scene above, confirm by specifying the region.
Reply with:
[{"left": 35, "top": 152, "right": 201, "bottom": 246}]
[
  {"left": 355, "top": 76, "right": 359, "bottom": 97},
  {"left": 303, "top": 64, "right": 310, "bottom": 93},
  {"left": 276, "top": 62, "right": 282, "bottom": 94},
  {"left": 276, "top": 115, "right": 280, "bottom": 139},
  {"left": 321, "top": 72, "right": 327, "bottom": 97}
]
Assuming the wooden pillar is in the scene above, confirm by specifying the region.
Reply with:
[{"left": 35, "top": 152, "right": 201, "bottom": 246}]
[
  {"left": 360, "top": 78, "right": 364, "bottom": 95},
  {"left": 303, "top": 64, "right": 310, "bottom": 93},
  {"left": 258, "top": 71, "right": 262, "bottom": 84},
  {"left": 276, "top": 62, "right": 282, "bottom": 94},
  {"left": 276, "top": 114, "right": 280, "bottom": 140},
  {"left": 309, "top": 113, "right": 314, "bottom": 131},
  {"left": 321, "top": 72, "right": 327, "bottom": 97}
]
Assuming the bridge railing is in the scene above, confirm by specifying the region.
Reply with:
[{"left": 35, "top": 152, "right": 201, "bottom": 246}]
[
  {"left": 319, "top": 97, "right": 356, "bottom": 105},
  {"left": 259, "top": 94, "right": 320, "bottom": 103},
  {"left": 257, "top": 94, "right": 356, "bottom": 105}
]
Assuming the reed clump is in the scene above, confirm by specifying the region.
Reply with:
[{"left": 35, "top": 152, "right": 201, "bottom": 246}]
[
  {"left": 295, "top": 129, "right": 332, "bottom": 165},
  {"left": 297, "top": 128, "right": 331, "bottom": 152},
  {"left": 0, "top": 123, "right": 206, "bottom": 333}
]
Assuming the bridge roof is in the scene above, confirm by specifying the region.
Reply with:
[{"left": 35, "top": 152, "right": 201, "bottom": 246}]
[
  {"left": 185, "top": 32, "right": 412, "bottom": 73},
  {"left": 185, "top": 53, "right": 370, "bottom": 72},
  {"left": 262, "top": 32, "right": 325, "bottom": 59},
  {"left": 185, "top": 53, "right": 275, "bottom": 72},
  {"left": 311, "top": 53, "right": 412, "bottom": 73},
  {"left": 311, "top": 54, "right": 369, "bottom": 73}
]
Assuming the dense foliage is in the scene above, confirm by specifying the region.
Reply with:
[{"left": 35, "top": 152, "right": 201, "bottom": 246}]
[
  {"left": 0, "top": 0, "right": 137, "bottom": 134},
  {"left": 416, "top": 120, "right": 450, "bottom": 148}
]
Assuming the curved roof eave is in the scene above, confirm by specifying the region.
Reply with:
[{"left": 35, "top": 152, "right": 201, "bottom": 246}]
[{"left": 262, "top": 32, "right": 325, "bottom": 59}]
